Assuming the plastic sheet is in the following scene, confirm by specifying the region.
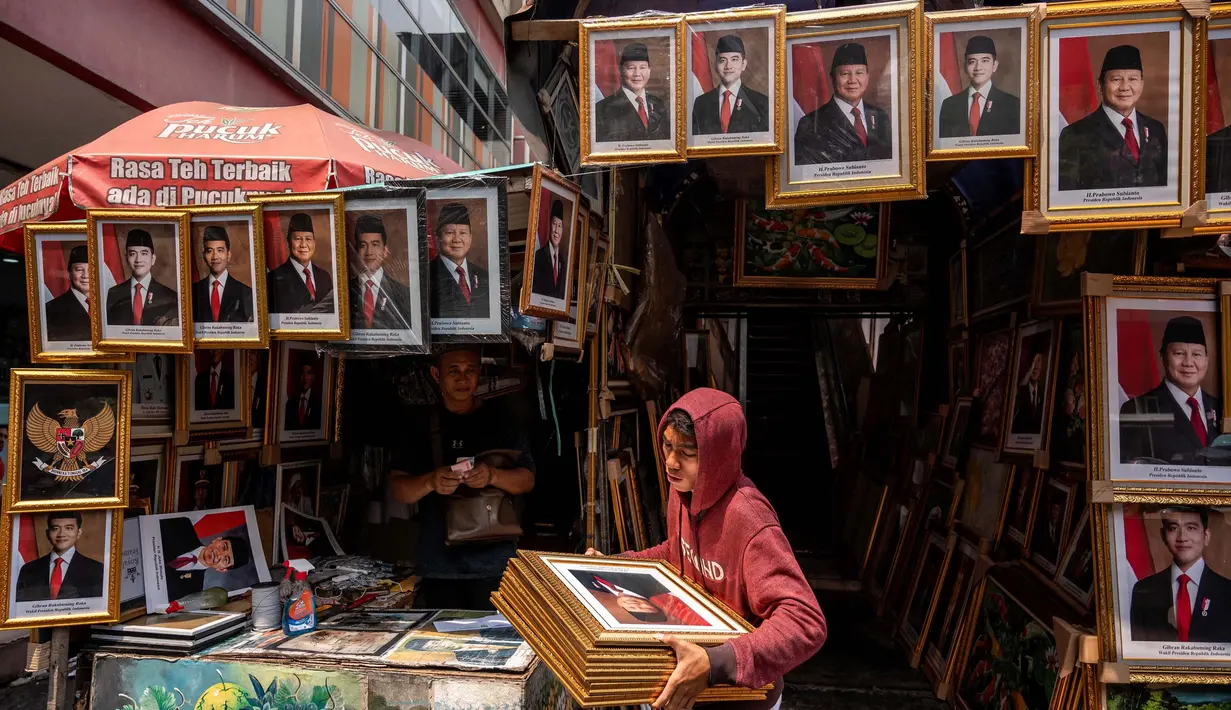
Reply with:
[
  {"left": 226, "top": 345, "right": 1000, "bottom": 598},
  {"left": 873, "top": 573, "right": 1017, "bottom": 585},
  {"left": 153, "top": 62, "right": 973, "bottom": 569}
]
[{"left": 625, "top": 212, "right": 686, "bottom": 399}]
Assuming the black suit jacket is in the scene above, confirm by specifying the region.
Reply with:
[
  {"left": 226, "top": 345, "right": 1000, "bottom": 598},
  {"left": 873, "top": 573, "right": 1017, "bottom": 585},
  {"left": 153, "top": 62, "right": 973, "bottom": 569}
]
[
  {"left": 1058, "top": 108, "right": 1168, "bottom": 191},
  {"left": 429, "top": 258, "right": 490, "bottom": 319},
  {"left": 530, "top": 245, "right": 567, "bottom": 300},
  {"left": 192, "top": 274, "right": 253, "bottom": 324},
  {"left": 266, "top": 260, "right": 333, "bottom": 314},
  {"left": 1120, "top": 383, "right": 1221, "bottom": 464},
  {"left": 1207, "top": 124, "right": 1231, "bottom": 195},
  {"left": 284, "top": 388, "right": 323, "bottom": 430},
  {"left": 194, "top": 367, "right": 234, "bottom": 410},
  {"left": 160, "top": 517, "right": 206, "bottom": 602},
  {"left": 692, "top": 84, "right": 770, "bottom": 135},
  {"left": 938, "top": 85, "right": 1021, "bottom": 138},
  {"left": 594, "top": 90, "right": 671, "bottom": 142},
  {"left": 1012, "top": 384, "right": 1045, "bottom": 434},
  {"left": 15, "top": 551, "right": 104, "bottom": 601},
  {"left": 105, "top": 278, "right": 179, "bottom": 326},
  {"left": 794, "top": 98, "right": 893, "bottom": 165},
  {"left": 44, "top": 290, "right": 92, "bottom": 342},
  {"left": 1130, "top": 566, "right": 1231, "bottom": 642},
  {"left": 349, "top": 272, "right": 413, "bottom": 330}
]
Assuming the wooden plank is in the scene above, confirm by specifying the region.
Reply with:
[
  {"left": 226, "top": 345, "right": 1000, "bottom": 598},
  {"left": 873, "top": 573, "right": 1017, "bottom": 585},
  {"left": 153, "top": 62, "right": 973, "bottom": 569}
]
[{"left": 511, "top": 19, "right": 579, "bottom": 42}]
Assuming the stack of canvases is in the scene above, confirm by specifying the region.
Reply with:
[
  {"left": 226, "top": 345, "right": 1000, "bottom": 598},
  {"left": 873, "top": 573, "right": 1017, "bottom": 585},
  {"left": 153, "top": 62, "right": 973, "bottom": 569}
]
[{"left": 491, "top": 550, "right": 767, "bottom": 706}]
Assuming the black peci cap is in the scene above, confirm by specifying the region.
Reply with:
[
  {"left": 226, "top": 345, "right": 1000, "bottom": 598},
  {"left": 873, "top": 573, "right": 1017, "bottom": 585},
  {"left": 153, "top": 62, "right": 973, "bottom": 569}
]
[
  {"left": 1161, "top": 316, "right": 1207, "bottom": 348},
  {"left": 965, "top": 35, "right": 997, "bottom": 58},
  {"left": 436, "top": 203, "right": 471, "bottom": 230},
  {"left": 715, "top": 35, "right": 745, "bottom": 56},
  {"left": 830, "top": 43, "right": 868, "bottom": 74},
  {"left": 67, "top": 245, "right": 88, "bottom": 267},
  {"left": 1100, "top": 45, "right": 1143, "bottom": 77},
  {"left": 287, "top": 212, "right": 315, "bottom": 236},
  {"left": 620, "top": 42, "right": 650, "bottom": 64},
  {"left": 550, "top": 199, "right": 564, "bottom": 222},
  {"left": 125, "top": 229, "right": 154, "bottom": 251}
]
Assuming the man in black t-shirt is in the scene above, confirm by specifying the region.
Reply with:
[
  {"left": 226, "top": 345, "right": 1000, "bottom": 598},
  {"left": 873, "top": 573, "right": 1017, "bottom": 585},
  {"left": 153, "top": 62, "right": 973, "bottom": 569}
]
[{"left": 390, "top": 348, "right": 535, "bottom": 609}]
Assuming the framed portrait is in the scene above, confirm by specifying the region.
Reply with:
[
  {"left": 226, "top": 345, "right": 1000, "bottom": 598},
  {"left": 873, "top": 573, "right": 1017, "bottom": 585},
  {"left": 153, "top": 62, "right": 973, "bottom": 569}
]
[
  {"left": 86, "top": 209, "right": 192, "bottom": 353},
  {"left": 273, "top": 460, "right": 321, "bottom": 561},
  {"left": 949, "top": 246, "right": 967, "bottom": 329},
  {"left": 955, "top": 444, "right": 1014, "bottom": 545},
  {"left": 684, "top": 7, "right": 785, "bottom": 158},
  {"left": 769, "top": 1, "right": 925, "bottom": 208},
  {"left": 549, "top": 204, "right": 593, "bottom": 353},
  {"left": 1099, "top": 503, "right": 1231, "bottom": 670},
  {"left": 23, "top": 223, "right": 133, "bottom": 364},
  {"left": 7, "top": 369, "right": 131, "bottom": 512},
  {"left": 0, "top": 509, "right": 122, "bottom": 629},
  {"left": 129, "top": 441, "right": 169, "bottom": 515},
  {"left": 1056, "top": 507, "right": 1094, "bottom": 607},
  {"left": 921, "top": 537, "right": 980, "bottom": 692},
  {"left": 898, "top": 530, "right": 954, "bottom": 654},
  {"left": 973, "top": 325, "right": 1014, "bottom": 448},
  {"left": 1029, "top": 0, "right": 1199, "bottom": 232},
  {"left": 1204, "top": 6, "right": 1231, "bottom": 234},
  {"left": 1004, "top": 465, "right": 1041, "bottom": 547},
  {"left": 269, "top": 342, "right": 336, "bottom": 448},
  {"left": 1003, "top": 319, "right": 1062, "bottom": 455},
  {"left": 1050, "top": 318, "right": 1088, "bottom": 468},
  {"left": 279, "top": 505, "right": 343, "bottom": 562},
  {"left": 579, "top": 15, "right": 687, "bottom": 165},
  {"left": 966, "top": 227, "right": 1035, "bottom": 320},
  {"left": 925, "top": 6, "right": 1038, "bottom": 161},
  {"left": 424, "top": 182, "right": 510, "bottom": 341},
  {"left": 954, "top": 573, "right": 1058, "bottom": 710},
  {"left": 1031, "top": 231, "right": 1146, "bottom": 315},
  {"left": 177, "top": 349, "right": 251, "bottom": 438},
  {"left": 734, "top": 201, "right": 888, "bottom": 289},
  {"left": 383, "top": 609, "right": 533, "bottom": 671},
  {"left": 336, "top": 186, "right": 429, "bottom": 354},
  {"left": 1027, "top": 474, "right": 1074, "bottom": 574},
  {"left": 1084, "top": 277, "right": 1228, "bottom": 488},
  {"left": 169, "top": 446, "right": 228, "bottom": 514},
  {"left": 949, "top": 335, "right": 970, "bottom": 401},
  {"left": 251, "top": 192, "right": 349, "bottom": 340},
  {"left": 941, "top": 396, "right": 973, "bottom": 468},
  {"left": 187, "top": 204, "right": 268, "bottom": 348},
  {"left": 585, "top": 231, "right": 609, "bottom": 340},
  {"left": 138, "top": 505, "right": 270, "bottom": 614},
  {"left": 125, "top": 353, "right": 176, "bottom": 439},
  {"left": 521, "top": 165, "right": 582, "bottom": 319},
  {"left": 317, "top": 484, "right": 349, "bottom": 532}
]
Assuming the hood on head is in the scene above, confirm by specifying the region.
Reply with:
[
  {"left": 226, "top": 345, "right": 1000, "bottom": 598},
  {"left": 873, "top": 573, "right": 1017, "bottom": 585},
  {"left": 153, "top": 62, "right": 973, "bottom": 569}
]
[{"left": 658, "top": 388, "right": 746, "bottom": 516}]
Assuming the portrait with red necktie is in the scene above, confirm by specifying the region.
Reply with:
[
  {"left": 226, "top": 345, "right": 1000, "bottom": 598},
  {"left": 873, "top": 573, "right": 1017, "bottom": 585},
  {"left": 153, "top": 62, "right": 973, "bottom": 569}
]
[
  {"left": 95, "top": 219, "right": 185, "bottom": 342},
  {"left": 274, "top": 343, "right": 334, "bottom": 445},
  {"left": 341, "top": 196, "right": 428, "bottom": 352},
  {"left": 523, "top": 167, "right": 580, "bottom": 319},
  {"left": 188, "top": 214, "right": 264, "bottom": 346},
  {"left": 256, "top": 196, "right": 347, "bottom": 339},
  {"left": 13, "top": 511, "right": 106, "bottom": 603},
  {"left": 685, "top": 12, "right": 777, "bottom": 154},
  {"left": 426, "top": 191, "right": 505, "bottom": 337},
  {"left": 930, "top": 16, "right": 1028, "bottom": 155},
  {"left": 139, "top": 506, "right": 269, "bottom": 613}
]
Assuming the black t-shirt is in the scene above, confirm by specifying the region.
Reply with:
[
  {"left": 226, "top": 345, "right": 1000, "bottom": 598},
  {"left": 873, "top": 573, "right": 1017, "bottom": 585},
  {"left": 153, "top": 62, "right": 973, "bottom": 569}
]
[{"left": 396, "top": 401, "right": 535, "bottom": 579}]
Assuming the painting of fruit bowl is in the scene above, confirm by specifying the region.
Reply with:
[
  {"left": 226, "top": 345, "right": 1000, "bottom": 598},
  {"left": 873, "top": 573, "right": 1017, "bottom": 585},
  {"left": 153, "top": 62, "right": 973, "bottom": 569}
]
[{"left": 734, "top": 201, "right": 887, "bottom": 288}]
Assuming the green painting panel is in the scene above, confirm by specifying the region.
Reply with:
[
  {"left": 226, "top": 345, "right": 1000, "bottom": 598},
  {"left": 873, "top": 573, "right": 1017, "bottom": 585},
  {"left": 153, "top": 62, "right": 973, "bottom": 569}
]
[
  {"left": 739, "top": 202, "right": 881, "bottom": 283},
  {"left": 956, "top": 578, "right": 1058, "bottom": 710}
]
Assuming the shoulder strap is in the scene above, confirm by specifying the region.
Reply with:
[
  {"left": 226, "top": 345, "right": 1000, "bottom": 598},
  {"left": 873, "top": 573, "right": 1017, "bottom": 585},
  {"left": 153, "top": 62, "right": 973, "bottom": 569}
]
[{"left": 429, "top": 410, "right": 444, "bottom": 470}]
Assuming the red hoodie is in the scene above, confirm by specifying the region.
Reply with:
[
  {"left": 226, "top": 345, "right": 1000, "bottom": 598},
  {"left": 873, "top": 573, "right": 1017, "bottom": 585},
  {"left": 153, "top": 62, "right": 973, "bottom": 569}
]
[{"left": 622, "top": 389, "right": 827, "bottom": 708}]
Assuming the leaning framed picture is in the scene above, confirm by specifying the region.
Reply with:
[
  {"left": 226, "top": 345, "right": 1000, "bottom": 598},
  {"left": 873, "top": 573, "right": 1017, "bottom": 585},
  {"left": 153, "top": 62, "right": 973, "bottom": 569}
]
[
  {"left": 770, "top": 1, "right": 925, "bottom": 208},
  {"left": 168, "top": 445, "right": 229, "bottom": 514},
  {"left": 186, "top": 204, "right": 269, "bottom": 348},
  {"left": 1084, "top": 277, "right": 1227, "bottom": 489},
  {"left": 1002, "top": 318, "right": 1062, "bottom": 456},
  {"left": 23, "top": 223, "right": 133, "bottom": 364},
  {"left": 521, "top": 165, "right": 582, "bottom": 319},
  {"left": 972, "top": 325, "right": 1015, "bottom": 449},
  {"left": 734, "top": 201, "right": 887, "bottom": 289},
  {"left": 86, "top": 209, "right": 193, "bottom": 353},
  {"left": 175, "top": 348, "right": 251, "bottom": 439},
  {"left": 580, "top": 15, "right": 687, "bottom": 166},
  {"left": 684, "top": 6, "right": 786, "bottom": 158},
  {"left": 1030, "top": 230, "right": 1146, "bottom": 315},
  {"left": 0, "top": 509, "right": 123, "bottom": 629},
  {"left": 1027, "top": 0, "right": 1201, "bottom": 233},
  {"left": 250, "top": 192, "right": 350, "bottom": 341},
  {"left": 128, "top": 441, "right": 169, "bottom": 515},
  {"left": 925, "top": 5, "right": 1038, "bottom": 161},
  {"left": 6, "top": 369, "right": 131, "bottom": 512}
]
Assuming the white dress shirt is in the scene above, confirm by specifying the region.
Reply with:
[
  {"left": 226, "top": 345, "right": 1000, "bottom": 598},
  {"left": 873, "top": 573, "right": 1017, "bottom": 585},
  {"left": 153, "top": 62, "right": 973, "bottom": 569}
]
[
  {"left": 621, "top": 86, "right": 649, "bottom": 112},
  {"left": 442, "top": 258, "right": 473, "bottom": 287},
  {"left": 1103, "top": 104, "right": 1143, "bottom": 146},
  {"left": 718, "top": 80, "right": 742, "bottom": 112},
  {"left": 49, "top": 548, "right": 76, "bottom": 581},
  {"left": 1166, "top": 380, "right": 1206, "bottom": 423},
  {"left": 129, "top": 274, "right": 153, "bottom": 302},
  {"left": 834, "top": 97, "right": 868, "bottom": 133},
  {"left": 208, "top": 271, "right": 230, "bottom": 293},
  {"left": 71, "top": 288, "right": 89, "bottom": 311},
  {"left": 1171, "top": 558, "right": 1205, "bottom": 613},
  {"left": 968, "top": 82, "right": 992, "bottom": 116},
  {"left": 363, "top": 266, "right": 386, "bottom": 294},
  {"left": 292, "top": 259, "right": 314, "bottom": 287},
  {"left": 547, "top": 245, "right": 560, "bottom": 274},
  {"left": 176, "top": 545, "right": 208, "bottom": 572}
]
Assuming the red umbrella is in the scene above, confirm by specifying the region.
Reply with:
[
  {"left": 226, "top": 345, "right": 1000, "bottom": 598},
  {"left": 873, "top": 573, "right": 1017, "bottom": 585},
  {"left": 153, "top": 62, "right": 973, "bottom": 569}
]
[{"left": 0, "top": 101, "right": 462, "bottom": 251}]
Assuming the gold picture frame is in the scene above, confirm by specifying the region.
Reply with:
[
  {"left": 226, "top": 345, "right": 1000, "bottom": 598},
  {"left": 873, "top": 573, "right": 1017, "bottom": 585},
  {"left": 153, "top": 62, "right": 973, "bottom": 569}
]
[
  {"left": 23, "top": 222, "right": 134, "bottom": 364},
  {"left": 249, "top": 191, "right": 350, "bottom": 341},
  {"left": 1001, "top": 318, "right": 1063, "bottom": 457},
  {"left": 550, "top": 202, "right": 592, "bottom": 354},
  {"left": 186, "top": 203, "right": 270, "bottom": 349},
  {"left": 897, "top": 529, "right": 957, "bottom": 666},
  {"left": 0, "top": 508, "right": 124, "bottom": 629},
  {"left": 1030, "top": 231, "right": 1148, "bottom": 316},
  {"left": 733, "top": 201, "right": 889, "bottom": 289},
  {"left": 921, "top": 536, "right": 981, "bottom": 700},
  {"left": 86, "top": 209, "right": 194, "bottom": 353},
  {"left": 924, "top": 5, "right": 1040, "bottom": 161},
  {"left": 683, "top": 6, "right": 787, "bottom": 158},
  {"left": 167, "top": 444, "right": 235, "bottom": 514},
  {"left": 128, "top": 440, "right": 171, "bottom": 514},
  {"left": 579, "top": 14, "right": 688, "bottom": 166},
  {"left": 1025, "top": 0, "right": 1203, "bottom": 233},
  {"left": 174, "top": 348, "right": 253, "bottom": 439},
  {"left": 769, "top": 1, "right": 925, "bottom": 208},
  {"left": 1083, "top": 276, "right": 1227, "bottom": 492},
  {"left": 6, "top": 368, "right": 132, "bottom": 512},
  {"left": 266, "top": 341, "right": 338, "bottom": 450},
  {"left": 521, "top": 164, "right": 583, "bottom": 320},
  {"left": 1200, "top": 4, "right": 1231, "bottom": 235}
]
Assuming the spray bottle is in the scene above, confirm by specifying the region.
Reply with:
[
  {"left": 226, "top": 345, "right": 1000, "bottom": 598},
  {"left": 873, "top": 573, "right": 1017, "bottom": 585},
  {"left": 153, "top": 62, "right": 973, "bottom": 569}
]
[{"left": 282, "top": 559, "right": 317, "bottom": 636}]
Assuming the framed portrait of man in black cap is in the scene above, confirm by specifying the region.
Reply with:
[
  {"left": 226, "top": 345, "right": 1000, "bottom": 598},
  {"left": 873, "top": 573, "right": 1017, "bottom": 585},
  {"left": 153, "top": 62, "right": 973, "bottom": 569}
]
[
  {"left": 580, "top": 15, "right": 687, "bottom": 165},
  {"left": 771, "top": 4, "right": 925, "bottom": 208},
  {"left": 1087, "top": 278, "right": 1231, "bottom": 488},
  {"left": 24, "top": 224, "right": 132, "bottom": 364},
  {"left": 250, "top": 192, "right": 349, "bottom": 341},
  {"left": 925, "top": 7, "right": 1036, "bottom": 160},
  {"left": 1032, "top": 5, "right": 1198, "bottom": 232},
  {"left": 683, "top": 8, "right": 785, "bottom": 158},
  {"left": 187, "top": 205, "right": 268, "bottom": 348},
  {"left": 86, "top": 210, "right": 193, "bottom": 353},
  {"left": 335, "top": 186, "right": 430, "bottom": 354},
  {"left": 1204, "top": 15, "right": 1231, "bottom": 234},
  {"left": 521, "top": 165, "right": 582, "bottom": 319}
]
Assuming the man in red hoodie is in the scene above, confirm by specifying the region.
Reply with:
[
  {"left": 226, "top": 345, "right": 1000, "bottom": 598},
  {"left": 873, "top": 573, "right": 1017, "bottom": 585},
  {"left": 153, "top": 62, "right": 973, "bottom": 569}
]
[{"left": 588, "top": 388, "right": 827, "bottom": 709}]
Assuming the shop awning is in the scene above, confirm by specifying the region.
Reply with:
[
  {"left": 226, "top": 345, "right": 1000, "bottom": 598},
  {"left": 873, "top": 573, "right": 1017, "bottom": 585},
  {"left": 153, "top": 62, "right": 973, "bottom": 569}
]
[{"left": 0, "top": 101, "right": 463, "bottom": 251}]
